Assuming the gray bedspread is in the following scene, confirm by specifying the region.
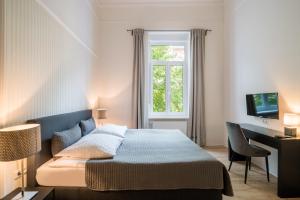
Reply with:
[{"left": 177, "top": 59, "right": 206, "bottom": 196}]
[{"left": 86, "top": 129, "right": 233, "bottom": 196}]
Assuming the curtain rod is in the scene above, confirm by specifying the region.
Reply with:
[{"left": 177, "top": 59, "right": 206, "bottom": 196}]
[{"left": 126, "top": 29, "right": 212, "bottom": 33}]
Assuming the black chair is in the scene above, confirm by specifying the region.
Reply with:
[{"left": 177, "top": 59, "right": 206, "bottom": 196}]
[{"left": 226, "top": 122, "right": 271, "bottom": 184}]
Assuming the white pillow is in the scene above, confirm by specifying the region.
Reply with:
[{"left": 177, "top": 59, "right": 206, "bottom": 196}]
[
  {"left": 93, "top": 124, "right": 128, "bottom": 138},
  {"left": 48, "top": 158, "right": 86, "bottom": 168},
  {"left": 55, "top": 133, "right": 123, "bottom": 159}
]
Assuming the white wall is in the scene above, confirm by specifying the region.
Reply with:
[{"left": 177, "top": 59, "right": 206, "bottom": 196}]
[
  {"left": 95, "top": 2, "right": 225, "bottom": 146},
  {"left": 224, "top": 0, "right": 300, "bottom": 176},
  {"left": 151, "top": 120, "right": 187, "bottom": 134},
  {"left": 0, "top": 0, "right": 98, "bottom": 197},
  {"left": 0, "top": 0, "right": 5, "bottom": 197},
  {"left": 38, "top": 0, "right": 97, "bottom": 52}
]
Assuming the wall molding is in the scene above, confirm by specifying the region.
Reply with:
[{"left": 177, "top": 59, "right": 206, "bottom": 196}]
[
  {"left": 96, "top": 0, "right": 224, "bottom": 8},
  {"left": 233, "top": 0, "right": 247, "bottom": 13},
  {"left": 35, "top": 0, "right": 97, "bottom": 57},
  {"left": 84, "top": 0, "right": 101, "bottom": 20},
  {"left": 98, "top": 19, "right": 223, "bottom": 24}
]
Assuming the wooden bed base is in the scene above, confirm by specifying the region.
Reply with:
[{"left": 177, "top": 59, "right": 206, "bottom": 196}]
[{"left": 53, "top": 187, "right": 222, "bottom": 200}]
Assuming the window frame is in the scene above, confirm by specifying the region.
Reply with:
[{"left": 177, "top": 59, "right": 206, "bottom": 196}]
[{"left": 147, "top": 39, "right": 189, "bottom": 119}]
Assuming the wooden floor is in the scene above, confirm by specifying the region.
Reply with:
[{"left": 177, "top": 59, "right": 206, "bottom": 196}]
[{"left": 205, "top": 147, "right": 300, "bottom": 200}]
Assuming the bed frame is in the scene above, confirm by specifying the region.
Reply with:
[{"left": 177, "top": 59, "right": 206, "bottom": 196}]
[{"left": 27, "top": 110, "right": 223, "bottom": 200}]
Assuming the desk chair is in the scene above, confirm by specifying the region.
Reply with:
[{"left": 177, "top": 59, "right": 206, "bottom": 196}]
[{"left": 226, "top": 122, "right": 271, "bottom": 184}]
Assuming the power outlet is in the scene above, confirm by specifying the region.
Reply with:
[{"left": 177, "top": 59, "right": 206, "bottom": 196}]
[
  {"left": 14, "top": 170, "right": 21, "bottom": 180},
  {"left": 149, "top": 121, "right": 153, "bottom": 128},
  {"left": 262, "top": 118, "right": 269, "bottom": 124},
  {"left": 14, "top": 169, "right": 27, "bottom": 180}
]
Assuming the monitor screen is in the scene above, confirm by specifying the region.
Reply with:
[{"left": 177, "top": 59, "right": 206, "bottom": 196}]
[{"left": 246, "top": 92, "right": 279, "bottom": 119}]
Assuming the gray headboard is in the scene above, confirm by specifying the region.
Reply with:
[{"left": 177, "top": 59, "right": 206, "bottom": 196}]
[{"left": 26, "top": 109, "right": 92, "bottom": 186}]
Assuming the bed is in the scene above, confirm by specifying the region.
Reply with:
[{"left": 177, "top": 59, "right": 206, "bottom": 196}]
[{"left": 27, "top": 110, "right": 233, "bottom": 200}]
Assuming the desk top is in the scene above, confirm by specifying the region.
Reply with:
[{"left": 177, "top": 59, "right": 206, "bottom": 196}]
[
  {"left": 240, "top": 123, "right": 282, "bottom": 137},
  {"left": 240, "top": 123, "right": 300, "bottom": 140}
]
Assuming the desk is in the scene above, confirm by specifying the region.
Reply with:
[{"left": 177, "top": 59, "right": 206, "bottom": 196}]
[{"left": 228, "top": 123, "right": 300, "bottom": 198}]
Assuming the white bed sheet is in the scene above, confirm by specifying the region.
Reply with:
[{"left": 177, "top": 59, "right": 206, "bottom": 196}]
[{"left": 36, "top": 158, "right": 87, "bottom": 187}]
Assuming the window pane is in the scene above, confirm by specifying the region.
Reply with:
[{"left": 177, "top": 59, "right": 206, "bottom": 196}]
[
  {"left": 153, "top": 65, "right": 166, "bottom": 112},
  {"left": 170, "top": 65, "right": 184, "bottom": 112},
  {"left": 151, "top": 45, "right": 184, "bottom": 61}
]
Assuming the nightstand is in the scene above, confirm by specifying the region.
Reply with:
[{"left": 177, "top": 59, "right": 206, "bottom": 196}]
[{"left": 1, "top": 187, "right": 54, "bottom": 200}]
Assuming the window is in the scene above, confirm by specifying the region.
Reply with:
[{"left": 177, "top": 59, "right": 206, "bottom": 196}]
[{"left": 147, "top": 32, "right": 189, "bottom": 118}]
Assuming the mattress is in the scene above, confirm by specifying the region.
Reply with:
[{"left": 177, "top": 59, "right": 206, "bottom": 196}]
[
  {"left": 86, "top": 129, "right": 233, "bottom": 196},
  {"left": 36, "top": 129, "right": 233, "bottom": 197},
  {"left": 36, "top": 158, "right": 86, "bottom": 187}
]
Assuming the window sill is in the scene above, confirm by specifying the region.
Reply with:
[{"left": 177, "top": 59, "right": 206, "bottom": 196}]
[{"left": 148, "top": 116, "right": 189, "bottom": 120}]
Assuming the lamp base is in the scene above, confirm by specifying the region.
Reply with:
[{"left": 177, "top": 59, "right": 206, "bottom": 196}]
[
  {"left": 12, "top": 191, "right": 38, "bottom": 200},
  {"left": 284, "top": 127, "right": 297, "bottom": 137}
]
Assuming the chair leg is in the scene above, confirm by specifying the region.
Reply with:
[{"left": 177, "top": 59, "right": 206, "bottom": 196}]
[
  {"left": 244, "top": 157, "right": 249, "bottom": 184},
  {"left": 249, "top": 157, "right": 251, "bottom": 170},
  {"left": 228, "top": 160, "right": 233, "bottom": 171},
  {"left": 265, "top": 156, "right": 270, "bottom": 182},
  {"left": 228, "top": 155, "right": 233, "bottom": 171}
]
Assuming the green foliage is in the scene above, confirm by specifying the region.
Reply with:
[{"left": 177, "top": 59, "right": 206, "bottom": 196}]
[
  {"left": 170, "top": 66, "right": 183, "bottom": 112},
  {"left": 152, "top": 45, "right": 184, "bottom": 113},
  {"left": 267, "top": 94, "right": 277, "bottom": 105},
  {"left": 254, "top": 94, "right": 277, "bottom": 106},
  {"left": 151, "top": 45, "right": 172, "bottom": 61},
  {"left": 153, "top": 65, "right": 166, "bottom": 112},
  {"left": 254, "top": 95, "right": 263, "bottom": 106}
]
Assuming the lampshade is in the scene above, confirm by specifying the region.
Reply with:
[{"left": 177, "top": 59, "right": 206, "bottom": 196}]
[
  {"left": 96, "top": 108, "right": 108, "bottom": 119},
  {"left": 0, "top": 124, "right": 41, "bottom": 161},
  {"left": 283, "top": 113, "right": 299, "bottom": 127}
]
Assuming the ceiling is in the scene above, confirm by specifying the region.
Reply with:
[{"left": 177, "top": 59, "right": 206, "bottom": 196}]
[{"left": 95, "top": 0, "right": 223, "bottom": 7}]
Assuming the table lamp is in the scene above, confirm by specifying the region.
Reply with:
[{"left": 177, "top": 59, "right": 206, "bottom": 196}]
[
  {"left": 0, "top": 124, "right": 41, "bottom": 200},
  {"left": 283, "top": 113, "right": 299, "bottom": 137},
  {"left": 96, "top": 108, "right": 107, "bottom": 126}
]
